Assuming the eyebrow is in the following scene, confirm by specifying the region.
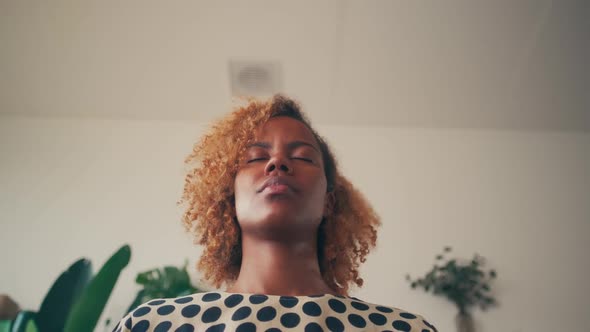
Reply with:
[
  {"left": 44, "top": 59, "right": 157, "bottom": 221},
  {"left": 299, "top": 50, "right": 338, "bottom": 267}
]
[{"left": 246, "top": 140, "right": 320, "bottom": 153}]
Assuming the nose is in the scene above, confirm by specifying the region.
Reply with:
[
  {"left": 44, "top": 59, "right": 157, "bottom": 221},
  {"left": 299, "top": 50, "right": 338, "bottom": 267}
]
[{"left": 264, "top": 156, "right": 293, "bottom": 175}]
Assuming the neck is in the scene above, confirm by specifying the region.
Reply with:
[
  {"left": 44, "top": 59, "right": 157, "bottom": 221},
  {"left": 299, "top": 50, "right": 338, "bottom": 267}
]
[{"left": 226, "top": 234, "right": 336, "bottom": 296}]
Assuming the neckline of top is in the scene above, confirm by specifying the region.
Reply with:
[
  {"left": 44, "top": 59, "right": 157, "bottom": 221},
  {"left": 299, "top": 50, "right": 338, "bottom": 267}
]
[{"left": 216, "top": 290, "right": 353, "bottom": 299}]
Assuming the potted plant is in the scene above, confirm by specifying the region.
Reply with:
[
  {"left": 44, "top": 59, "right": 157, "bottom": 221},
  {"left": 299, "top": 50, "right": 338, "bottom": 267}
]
[
  {"left": 125, "top": 260, "right": 205, "bottom": 314},
  {"left": 406, "top": 246, "right": 498, "bottom": 332},
  {"left": 0, "top": 245, "right": 131, "bottom": 332}
]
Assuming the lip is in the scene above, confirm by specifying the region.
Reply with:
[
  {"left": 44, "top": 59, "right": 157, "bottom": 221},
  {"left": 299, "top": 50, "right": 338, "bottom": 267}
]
[{"left": 258, "top": 176, "right": 295, "bottom": 194}]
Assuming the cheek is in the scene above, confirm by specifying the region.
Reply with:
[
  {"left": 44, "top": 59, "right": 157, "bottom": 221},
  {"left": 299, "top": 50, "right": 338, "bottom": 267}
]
[
  {"left": 233, "top": 174, "right": 246, "bottom": 203},
  {"left": 313, "top": 172, "right": 328, "bottom": 194},
  {"left": 308, "top": 172, "right": 328, "bottom": 205},
  {"left": 233, "top": 172, "right": 253, "bottom": 215}
]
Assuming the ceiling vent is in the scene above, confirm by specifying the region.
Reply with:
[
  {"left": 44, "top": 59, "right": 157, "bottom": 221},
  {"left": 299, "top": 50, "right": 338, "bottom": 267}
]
[{"left": 229, "top": 60, "right": 282, "bottom": 97}]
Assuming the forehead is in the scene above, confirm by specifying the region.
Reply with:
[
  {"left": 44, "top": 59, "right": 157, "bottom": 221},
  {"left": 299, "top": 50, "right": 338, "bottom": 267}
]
[{"left": 255, "top": 116, "right": 319, "bottom": 147}]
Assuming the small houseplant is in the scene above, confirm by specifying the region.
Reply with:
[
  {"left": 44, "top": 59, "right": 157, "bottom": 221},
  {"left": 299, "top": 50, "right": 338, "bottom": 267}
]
[
  {"left": 0, "top": 244, "right": 131, "bottom": 332},
  {"left": 125, "top": 260, "right": 205, "bottom": 314},
  {"left": 406, "top": 246, "right": 498, "bottom": 332}
]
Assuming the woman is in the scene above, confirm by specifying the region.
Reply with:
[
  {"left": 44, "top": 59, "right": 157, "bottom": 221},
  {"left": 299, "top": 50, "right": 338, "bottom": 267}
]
[{"left": 114, "top": 95, "right": 437, "bottom": 332}]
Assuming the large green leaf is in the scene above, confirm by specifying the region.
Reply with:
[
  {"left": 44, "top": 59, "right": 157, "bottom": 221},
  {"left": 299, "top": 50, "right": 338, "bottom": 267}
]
[
  {"left": 63, "top": 245, "right": 131, "bottom": 332},
  {"left": 24, "top": 320, "right": 38, "bottom": 332},
  {"left": 0, "top": 320, "right": 11, "bottom": 332},
  {"left": 36, "top": 258, "right": 92, "bottom": 332},
  {"left": 10, "top": 311, "right": 36, "bottom": 332}
]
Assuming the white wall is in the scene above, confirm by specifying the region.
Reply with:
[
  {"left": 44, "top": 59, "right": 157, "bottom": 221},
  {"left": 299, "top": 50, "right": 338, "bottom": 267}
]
[{"left": 1, "top": 115, "right": 588, "bottom": 332}]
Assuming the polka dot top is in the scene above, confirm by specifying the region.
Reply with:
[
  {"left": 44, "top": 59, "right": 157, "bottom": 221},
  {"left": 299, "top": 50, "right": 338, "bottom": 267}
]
[{"left": 113, "top": 291, "right": 437, "bottom": 332}]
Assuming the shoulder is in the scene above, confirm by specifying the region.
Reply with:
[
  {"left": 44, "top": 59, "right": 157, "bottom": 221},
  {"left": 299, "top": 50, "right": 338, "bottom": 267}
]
[
  {"left": 345, "top": 296, "right": 439, "bottom": 332},
  {"left": 112, "top": 292, "right": 218, "bottom": 332}
]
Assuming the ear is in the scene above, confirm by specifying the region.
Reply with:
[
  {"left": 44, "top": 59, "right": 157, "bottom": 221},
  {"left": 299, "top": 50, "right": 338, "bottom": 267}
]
[{"left": 323, "top": 191, "right": 335, "bottom": 218}]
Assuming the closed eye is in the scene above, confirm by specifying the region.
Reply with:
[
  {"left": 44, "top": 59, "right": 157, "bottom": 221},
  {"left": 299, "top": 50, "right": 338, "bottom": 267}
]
[
  {"left": 247, "top": 158, "right": 268, "bottom": 163},
  {"left": 292, "top": 157, "right": 313, "bottom": 163}
]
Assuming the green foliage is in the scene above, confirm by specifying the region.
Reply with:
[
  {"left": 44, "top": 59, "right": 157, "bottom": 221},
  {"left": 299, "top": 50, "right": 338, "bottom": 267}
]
[
  {"left": 126, "top": 260, "right": 204, "bottom": 314},
  {"left": 7, "top": 311, "right": 38, "bottom": 332},
  {"left": 63, "top": 245, "right": 131, "bottom": 332},
  {"left": 0, "top": 321, "right": 11, "bottom": 332},
  {"left": 3, "top": 245, "right": 130, "bottom": 332},
  {"left": 36, "top": 258, "right": 92, "bottom": 332},
  {"left": 406, "top": 246, "right": 498, "bottom": 314}
]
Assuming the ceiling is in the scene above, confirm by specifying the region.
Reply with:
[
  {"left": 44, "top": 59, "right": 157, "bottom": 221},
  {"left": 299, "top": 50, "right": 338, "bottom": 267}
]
[{"left": 1, "top": 0, "right": 588, "bottom": 131}]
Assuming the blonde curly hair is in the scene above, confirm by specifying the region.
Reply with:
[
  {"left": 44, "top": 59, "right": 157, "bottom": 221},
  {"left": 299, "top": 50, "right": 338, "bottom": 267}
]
[{"left": 179, "top": 94, "right": 380, "bottom": 296}]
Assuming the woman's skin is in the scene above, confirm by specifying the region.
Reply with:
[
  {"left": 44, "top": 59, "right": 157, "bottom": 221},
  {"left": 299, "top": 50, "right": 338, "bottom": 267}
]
[{"left": 227, "top": 116, "right": 336, "bottom": 296}]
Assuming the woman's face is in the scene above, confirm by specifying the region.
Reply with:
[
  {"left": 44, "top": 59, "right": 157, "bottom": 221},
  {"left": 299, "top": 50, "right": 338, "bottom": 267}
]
[{"left": 234, "top": 116, "right": 328, "bottom": 238}]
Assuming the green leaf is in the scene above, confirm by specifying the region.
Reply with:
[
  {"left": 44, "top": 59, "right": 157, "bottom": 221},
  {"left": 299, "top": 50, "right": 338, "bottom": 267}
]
[
  {"left": 36, "top": 258, "right": 92, "bottom": 332},
  {"left": 25, "top": 320, "right": 39, "bottom": 332},
  {"left": 135, "top": 270, "right": 154, "bottom": 284},
  {"left": 125, "top": 259, "right": 202, "bottom": 316},
  {"left": 63, "top": 244, "right": 131, "bottom": 332},
  {"left": 0, "top": 321, "right": 11, "bottom": 332},
  {"left": 10, "top": 311, "right": 37, "bottom": 332}
]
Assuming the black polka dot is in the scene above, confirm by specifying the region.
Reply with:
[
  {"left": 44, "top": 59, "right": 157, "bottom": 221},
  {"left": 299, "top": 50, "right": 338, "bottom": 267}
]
[
  {"left": 124, "top": 317, "right": 132, "bottom": 329},
  {"left": 376, "top": 306, "right": 394, "bottom": 313},
  {"left": 236, "top": 322, "right": 256, "bottom": 332},
  {"left": 423, "top": 319, "right": 437, "bottom": 332},
  {"left": 350, "top": 301, "right": 369, "bottom": 311},
  {"left": 257, "top": 306, "right": 277, "bottom": 322},
  {"left": 181, "top": 304, "right": 201, "bottom": 318},
  {"left": 132, "top": 306, "right": 151, "bottom": 317},
  {"left": 224, "top": 294, "right": 244, "bottom": 308},
  {"left": 325, "top": 316, "right": 344, "bottom": 332},
  {"left": 280, "top": 313, "right": 301, "bottom": 328},
  {"left": 131, "top": 320, "right": 149, "bottom": 332},
  {"left": 148, "top": 299, "right": 166, "bottom": 306},
  {"left": 369, "top": 313, "right": 387, "bottom": 325},
  {"left": 249, "top": 294, "right": 269, "bottom": 304},
  {"left": 174, "top": 296, "right": 193, "bottom": 304},
  {"left": 400, "top": 312, "right": 417, "bottom": 319},
  {"left": 302, "top": 302, "right": 322, "bottom": 317},
  {"left": 347, "top": 314, "right": 366, "bottom": 328},
  {"left": 157, "top": 305, "right": 175, "bottom": 315},
  {"left": 327, "top": 299, "right": 346, "bottom": 313},
  {"left": 203, "top": 293, "right": 222, "bottom": 302},
  {"left": 202, "top": 307, "right": 222, "bottom": 323},
  {"left": 232, "top": 306, "right": 252, "bottom": 321},
  {"left": 305, "top": 322, "right": 324, "bottom": 332},
  {"left": 154, "top": 321, "right": 172, "bottom": 332},
  {"left": 265, "top": 329, "right": 281, "bottom": 332},
  {"left": 279, "top": 296, "right": 298, "bottom": 308},
  {"left": 205, "top": 324, "right": 226, "bottom": 332},
  {"left": 392, "top": 320, "right": 411, "bottom": 331},
  {"left": 422, "top": 330, "right": 430, "bottom": 332},
  {"left": 175, "top": 324, "right": 195, "bottom": 332}
]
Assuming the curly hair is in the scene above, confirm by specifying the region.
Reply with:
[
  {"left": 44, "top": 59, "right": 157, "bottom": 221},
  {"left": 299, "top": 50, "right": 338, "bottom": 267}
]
[{"left": 179, "top": 94, "right": 381, "bottom": 296}]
